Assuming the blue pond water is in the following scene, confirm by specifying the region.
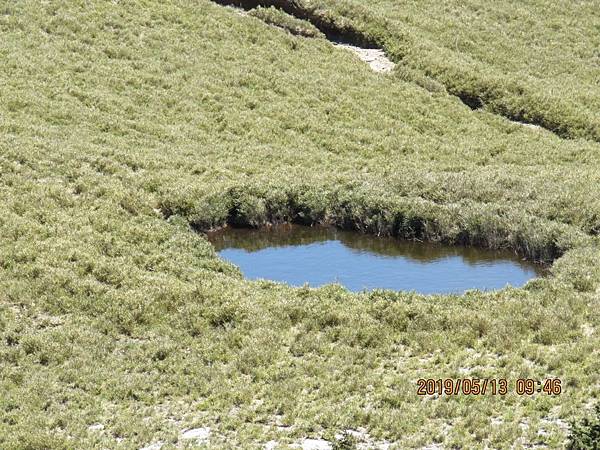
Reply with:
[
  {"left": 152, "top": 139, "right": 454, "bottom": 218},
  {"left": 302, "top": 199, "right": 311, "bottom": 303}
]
[{"left": 207, "top": 225, "right": 544, "bottom": 294}]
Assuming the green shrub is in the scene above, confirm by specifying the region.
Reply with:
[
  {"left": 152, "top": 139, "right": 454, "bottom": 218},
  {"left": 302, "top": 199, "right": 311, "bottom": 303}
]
[{"left": 568, "top": 404, "right": 600, "bottom": 450}]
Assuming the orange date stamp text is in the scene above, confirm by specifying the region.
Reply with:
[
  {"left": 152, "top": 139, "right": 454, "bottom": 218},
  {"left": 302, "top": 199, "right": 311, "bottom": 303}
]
[{"left": 416, "top": 378, "right": 562, "bottom": 396}]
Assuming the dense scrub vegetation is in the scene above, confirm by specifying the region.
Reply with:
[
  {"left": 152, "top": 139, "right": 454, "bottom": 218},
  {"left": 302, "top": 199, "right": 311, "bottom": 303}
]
[
  {"left": 249, "top": 7, "right": 325, "bottom": 38},
  {"left": 1, "top": 0, "right": 599, "bottom": 448},
  {"left": 220, "top": 0, "right": 600, "bottom": 140},
  {"left": 568, "top": 404, "right": 600, "bottom": 449}
]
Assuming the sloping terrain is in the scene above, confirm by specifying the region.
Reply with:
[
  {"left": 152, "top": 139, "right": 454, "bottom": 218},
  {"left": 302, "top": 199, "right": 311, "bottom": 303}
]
[
  {"left": 216, "top": 0, "right": 600, "bottom": 140},
  {"left": 1, "top": 1, "right": 599, "bottom": 449}
]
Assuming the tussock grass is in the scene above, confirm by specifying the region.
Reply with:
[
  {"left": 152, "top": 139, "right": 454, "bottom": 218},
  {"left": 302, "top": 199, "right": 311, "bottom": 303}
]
[
  {"left": 1, "top": 0, "right": 600, "bottom": 448},
  {"left": 249, "top": 6, "right": 325, "bottom": 39},
  {"left": 242, "top": 0, "right": 600, "bottom": 140}
]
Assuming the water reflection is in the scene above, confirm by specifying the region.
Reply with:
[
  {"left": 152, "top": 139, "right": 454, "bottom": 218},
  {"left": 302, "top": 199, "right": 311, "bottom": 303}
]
[{"left": 206, "top": 224, "right": 545, "bottom": 294}]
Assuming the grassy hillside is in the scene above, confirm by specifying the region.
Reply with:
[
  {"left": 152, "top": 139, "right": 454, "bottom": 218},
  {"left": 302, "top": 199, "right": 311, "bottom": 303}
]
[
  {"left": 230, "top": 0, "right": 600, "bottom": 141},
  {"left": 1, "top": 0, "right": 599, "bottom": 448}
]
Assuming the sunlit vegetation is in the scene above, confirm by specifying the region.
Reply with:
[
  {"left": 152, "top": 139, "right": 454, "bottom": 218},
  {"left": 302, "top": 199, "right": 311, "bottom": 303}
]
[
  {"left": 224, "top": 0, "right": 600, "bottom": 140},
  {"left": 1, "top": 0, "right": 599, "bottom": 448},
  {"left": 568, "top": 404, "right": 600, "bottom": 450},
  {"left": 249, "top": 6, "right": 325, "bottom": 38}
]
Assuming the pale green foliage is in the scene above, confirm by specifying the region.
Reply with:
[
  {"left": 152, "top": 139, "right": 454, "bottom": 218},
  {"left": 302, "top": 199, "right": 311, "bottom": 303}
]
[
  {"left": 249, "top": 6, "right": 325, "bottom": 38},
  {"left": 0, "top": 1, "right": 599, "bottom": 449},
  {"left": 260, "top": 0, "right": 600, "bottom": 140}
]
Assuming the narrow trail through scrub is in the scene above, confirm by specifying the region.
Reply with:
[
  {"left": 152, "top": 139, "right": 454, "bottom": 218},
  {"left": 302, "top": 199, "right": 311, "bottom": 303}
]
[
  {"left": 212, "top": 0, "right": 563, "bottom": 136},
  {"left": 214, "top": 0, "right": 395, "bottom": 73}
]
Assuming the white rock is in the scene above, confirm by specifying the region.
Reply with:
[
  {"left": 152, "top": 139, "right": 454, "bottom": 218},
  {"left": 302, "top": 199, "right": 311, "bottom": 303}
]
[
  {"left": 264, "top": 440, "right": 279, "bottom": 450},
  {"left": 420, "top": 444, "right": 444, "bottom": 450},
  {"left": 181, "top": 427, "right": 211, "bottom": 441},
  {"left": 374, "top": 444, "right": 392, "bottom": 450},
  {"left": 139, "top": 443, "right": 164, "bottom": 450},
  {"left": 332, "top": 42, "right": 395, "bottom": 73},
  {"left": 299, "top": 438, "right": 332, "bottom": 450},
  {"left": 491, "top": 417, "right": 504, "bottom": 426},
  {"left": 88, "top": 423, "right": 104, "bottom": 431},
  {"left": 541, "top": 418, "right": 570, "bottom": 431},
  {"left": 346, "top": 428, "right": 368, "bottom": 439}
]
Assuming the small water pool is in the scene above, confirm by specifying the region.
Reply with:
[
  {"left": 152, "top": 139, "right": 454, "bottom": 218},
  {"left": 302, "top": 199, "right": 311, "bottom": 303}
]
[{"left": 207, "top": 224, "right": 545, "bottom": 294}]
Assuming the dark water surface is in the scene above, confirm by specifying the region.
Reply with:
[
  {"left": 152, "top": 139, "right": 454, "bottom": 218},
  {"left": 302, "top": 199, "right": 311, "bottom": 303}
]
[{"left": 207, "top": 225, "right": 545, "bottom": 294}]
